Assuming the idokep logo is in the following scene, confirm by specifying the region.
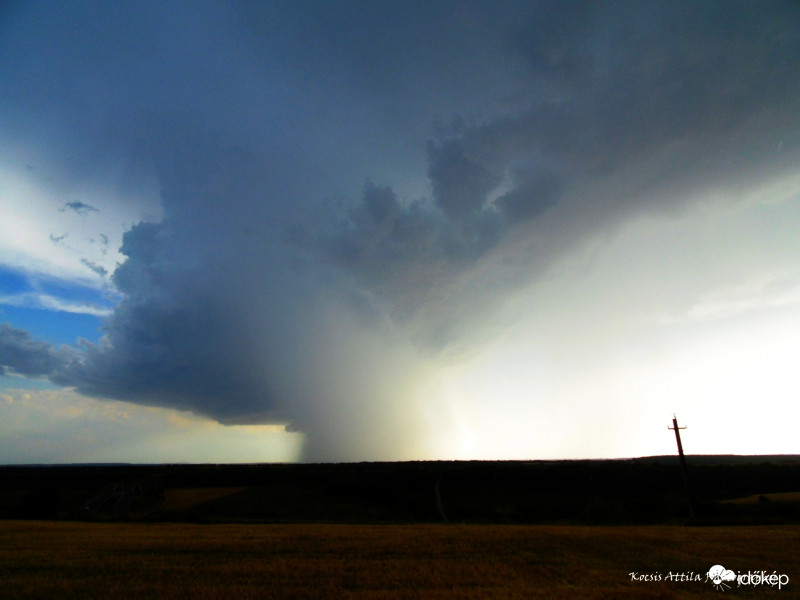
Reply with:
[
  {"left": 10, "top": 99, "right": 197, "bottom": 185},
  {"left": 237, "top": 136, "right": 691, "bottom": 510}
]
[
  {"left": 707, "top": 565, "right": 736, "bottom": 591},
  {"left": 706, "top": 564, "right": 790, "bottom": 592}
]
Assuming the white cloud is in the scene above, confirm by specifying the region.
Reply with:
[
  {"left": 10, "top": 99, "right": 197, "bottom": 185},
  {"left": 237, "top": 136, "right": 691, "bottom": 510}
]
[
  {"left": 0, "top": 292, "right": 113, "bottom": 317},
  {"left": 669, "top": 279, "right": 800, "bottom": 324}
]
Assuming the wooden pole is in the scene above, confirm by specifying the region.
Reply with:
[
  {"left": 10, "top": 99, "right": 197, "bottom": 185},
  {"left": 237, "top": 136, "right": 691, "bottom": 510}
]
[{"left": 668, "top": 415, "right": 694, "bottom": 518}]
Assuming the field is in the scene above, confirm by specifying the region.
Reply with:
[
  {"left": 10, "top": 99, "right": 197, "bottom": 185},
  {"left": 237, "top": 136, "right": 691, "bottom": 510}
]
[
  {"left": 2, "top": 459, "right": 799, "bottom": 598},
  {"left": 4, "top": 458, "right": 800, "bottom": 525},
  {"left": 1, "top": 521, "right": 798, "bottom": 599}
]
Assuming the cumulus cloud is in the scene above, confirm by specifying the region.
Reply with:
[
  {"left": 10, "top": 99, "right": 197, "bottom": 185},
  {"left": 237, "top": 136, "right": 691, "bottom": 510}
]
[
  {"left": 56, "top": 217, "right": 284, "bottom": 423},
  {"left": 0, "top": 324, "right": 79, "bottom": 378}
]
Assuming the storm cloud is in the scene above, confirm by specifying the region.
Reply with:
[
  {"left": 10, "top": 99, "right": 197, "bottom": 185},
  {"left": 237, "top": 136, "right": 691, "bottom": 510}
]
[
  {"left": 2, "top": 0, "right": 799, "bottom": 461},
  {"left": 0, "top": 324, "right": 79, "bottom": 378}
]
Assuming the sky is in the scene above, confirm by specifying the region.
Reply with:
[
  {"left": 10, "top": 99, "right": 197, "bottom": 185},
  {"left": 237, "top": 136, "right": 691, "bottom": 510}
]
[{"left": 1, "top": 0, "right": 800, "bottom": 464}]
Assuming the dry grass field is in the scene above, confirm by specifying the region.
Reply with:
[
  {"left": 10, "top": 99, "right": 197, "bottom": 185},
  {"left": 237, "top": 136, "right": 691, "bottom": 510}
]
[{"left": 1, "top": 521, "right": 798, "bottom": 599}]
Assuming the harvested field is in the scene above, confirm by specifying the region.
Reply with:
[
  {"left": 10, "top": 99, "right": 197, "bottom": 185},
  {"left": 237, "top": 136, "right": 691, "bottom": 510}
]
[{"left": 1, "top": 521, "right": 797, "bottom": 598}]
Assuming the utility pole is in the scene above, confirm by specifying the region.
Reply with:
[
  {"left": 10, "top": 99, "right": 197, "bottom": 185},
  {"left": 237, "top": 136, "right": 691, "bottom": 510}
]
[{"left": 668, "top": 415, "right": 694, "bottom": 518}]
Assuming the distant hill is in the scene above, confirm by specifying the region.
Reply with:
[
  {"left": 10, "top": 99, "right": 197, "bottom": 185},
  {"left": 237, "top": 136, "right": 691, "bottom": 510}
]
[
  {"left": 635, "top": 454, "right": 800, "bottom": 465},
  {"left": 1, "top": 457, "right": 799, "bottom": 524}
]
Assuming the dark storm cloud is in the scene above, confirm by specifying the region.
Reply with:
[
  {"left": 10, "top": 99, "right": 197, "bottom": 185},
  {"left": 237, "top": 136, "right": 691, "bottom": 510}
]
[
  {"left": 324, "top": 181, "right": 504, "bottom": 287},
  {"left": 316, "top": 0, "right": 800, "bottom": 320},
  {"left": 2, "top": 1, "right": 799, "bottom": 459},
  {"left": 428, "top": 139, "right": 503, "bottom": 222},
  {"left": 55, "top": 168, "right": 302, "bottom": 423},
  {"left": 495, "top": 170, "right": 562, "bottom": 221},
  {"left": 0, "top": 324, "right": 78, "bottom": 378}
]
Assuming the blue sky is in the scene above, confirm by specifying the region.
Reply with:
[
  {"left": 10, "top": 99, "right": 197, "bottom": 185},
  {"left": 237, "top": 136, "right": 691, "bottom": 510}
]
[
  {"left": 2, "top": 0, "right": 800, "bottom": 463},
  {"left": 0, "top": 266, "right": 111, "bottom": 343}
]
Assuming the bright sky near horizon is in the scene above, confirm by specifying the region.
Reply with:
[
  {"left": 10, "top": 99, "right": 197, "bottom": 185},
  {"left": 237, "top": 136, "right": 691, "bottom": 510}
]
[{"left": 2, "top": 1, "right": 800, "bottom": 464}]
